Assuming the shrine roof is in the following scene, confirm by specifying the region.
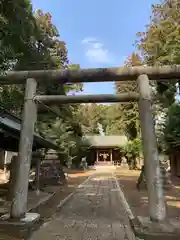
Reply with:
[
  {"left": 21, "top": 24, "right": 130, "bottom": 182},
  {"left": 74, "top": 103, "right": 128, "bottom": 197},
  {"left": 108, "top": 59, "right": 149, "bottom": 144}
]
[
  {"left": 84, "top": 135, "right": 127, "bottom": 148},
  {"left": 0, "top": 106, "right": 58, "bottom": 151}
]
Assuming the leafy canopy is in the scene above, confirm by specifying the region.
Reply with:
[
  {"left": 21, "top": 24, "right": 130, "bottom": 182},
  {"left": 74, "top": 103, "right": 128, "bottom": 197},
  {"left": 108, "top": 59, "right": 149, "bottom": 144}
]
[{"left": 163, "top": 103, "right": 180, "bottom": 153}]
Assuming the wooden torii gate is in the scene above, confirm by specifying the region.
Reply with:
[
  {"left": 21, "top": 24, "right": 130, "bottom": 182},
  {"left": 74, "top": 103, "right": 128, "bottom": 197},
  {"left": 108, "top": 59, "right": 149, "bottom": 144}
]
[{"left": 0, "top": 66, "right": 180, "bottom": 223}]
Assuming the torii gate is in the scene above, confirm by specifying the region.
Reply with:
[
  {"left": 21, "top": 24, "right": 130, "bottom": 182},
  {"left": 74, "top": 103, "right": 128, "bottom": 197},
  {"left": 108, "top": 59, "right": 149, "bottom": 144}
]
[{"left": 0, "top": 66, "right": 179, "bottom": 223}]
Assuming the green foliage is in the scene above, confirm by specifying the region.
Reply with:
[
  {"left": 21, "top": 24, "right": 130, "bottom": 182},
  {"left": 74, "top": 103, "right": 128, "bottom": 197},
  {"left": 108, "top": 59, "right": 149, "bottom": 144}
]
[
  {"left": 0, "top": 0, "right": 36, "bottom": 72},
  {"left": 37, "top": 117, "right": 90, "bottom": 167},
  {"left": 122, "top": 138, "right": 142, "bottom": 159},
  {"left": 102, "top": 104, "right": 124, "bottom": 135},
  {"left": 0, "top": 1, "right": 85, "bottom": 168},
  {"left": 76, "top": 103, "right": 105, "bottom": 135},
  {"left": 75, "top": 103, "right": 127, "bottom": 136},
  {"left": 163, "top": 103, "right": 180, "bottom": 153},
  {"left": 136, "top": 0, "right": 180, "bottom": 108},
  {"left": 0, "top": 6, "right": 82, "bottom": 114},
  {"left": 0, "top": 0, "right": 37, "bottom": 114},
  {"left": 122, "top": 138, "right": 142, "bottom": 169},
  {"left": 115, "top": 53, "right": 142, "bottom": 140},
  {"left": 135, "top": 0, "right": 180, "bottom": 154}
]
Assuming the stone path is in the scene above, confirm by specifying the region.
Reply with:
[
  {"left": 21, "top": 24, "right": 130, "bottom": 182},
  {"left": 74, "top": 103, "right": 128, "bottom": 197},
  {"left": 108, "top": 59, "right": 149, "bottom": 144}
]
[{"left": 29, "top": 168, "right": 136, "bottom": 240}]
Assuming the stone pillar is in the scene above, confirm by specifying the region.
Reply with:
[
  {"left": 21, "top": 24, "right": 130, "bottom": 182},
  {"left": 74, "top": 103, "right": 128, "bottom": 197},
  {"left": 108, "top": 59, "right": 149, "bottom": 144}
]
[
  {"left": 0, "top": 149, "right": 5, "bottom": 169},
  {"left": 110, "top": 149, "right": 113, "bottom": 163},
  {"left": 137, "top": 74, "right": 166, "bottom": 222},
  {"left": 96, "top": 150, "right": 98, "bottom": 163},
  {"left": 35, "top": 153, "right": 41, "bottom": 196},
  {"left": 10, "top": 78, "right": 37, "bottom": 219}
]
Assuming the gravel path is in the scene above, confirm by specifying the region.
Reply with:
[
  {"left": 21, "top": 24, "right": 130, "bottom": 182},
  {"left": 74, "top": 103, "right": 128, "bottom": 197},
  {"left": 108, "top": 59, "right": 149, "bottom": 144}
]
[{"left": 29, "top": 166, "right": 136, "bottom": 240}]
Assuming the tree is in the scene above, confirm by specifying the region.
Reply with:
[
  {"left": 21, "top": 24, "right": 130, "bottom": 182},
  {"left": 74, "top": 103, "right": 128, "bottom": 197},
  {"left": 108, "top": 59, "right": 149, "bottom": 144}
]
[
  {"left": 0, "top": 0, "right": 37, "bottom": 72},
  {"left": 102, "top": 104, "right": 125, "bottom": 135},
  {"left": 115, "top": 53, "right": 142, "bottom": 140},
  {"left": 38, "top": 117, "right": 90, "bottom": 167},
  {"left": 0, "top": 0, "right": 37, "bottom": 114},
  {"left": 75, "top": 102, "right": 129, "bottom": 136},
  {"left": 136, "top": 0, "right": 180, "bottom": 108},
  {"left": 122, "top": 138, "right": 142, "bottom": 170},
  {"left": 135, "top": 0, "right": 180, "bottom": 154},
  {"left": 163, "top": 103, "right": 180, "bottom": 153},
  {"left": 0, "top": 8, "right": 83, "bottom": 115},
  {"left": 75, "top": 103, "right": 105, "bottom": 135},
  {"left": 0, "top": 3, "right": 86, "bottom": 168}
]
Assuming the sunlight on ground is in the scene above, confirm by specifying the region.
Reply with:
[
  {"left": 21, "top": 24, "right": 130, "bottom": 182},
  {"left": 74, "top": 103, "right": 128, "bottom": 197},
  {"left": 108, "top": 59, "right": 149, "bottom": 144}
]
[
  {"left": 67, "top": 171, "right": 93, "bottom": 178},
  {"left": 138, "top": 190, "right": 180, "bottom": 208},
  {"left": 115, "top": 169, "right": 140, "bottom": 177},
  {"left": 78, "top": 185, "right": 94, "bottom": 188},
  {"left": 67, "top": 184, "right": 76, "bottom": 188},
  {"left": 86, "top": 193, "right": 104, "bottom": 196},
  {"left": 167, "top": 201, "right": 180, "bottom": 208},
  {"left": 141, "top": 196, "right": 148, "bottom": 200},
  {"left": 93, "top": 176, "right": 110, "bottom": 181},
  {"left": 114, "top": 167, "right": 180, "bottom": 218},
  {"left": 0, "top": 170, "right": 9, "bottom": 184},
  {"left": 111, "top": 189, "right": 119, "bottom": 192},
  {"left": 139, "top": 196, "right": 180, "bottom": 208},
  {"left": 165, "top": 195, "right": 180, "bottom": 208},
  {"left": 166, "top": 196, "right": 178, "bottom": 200}
]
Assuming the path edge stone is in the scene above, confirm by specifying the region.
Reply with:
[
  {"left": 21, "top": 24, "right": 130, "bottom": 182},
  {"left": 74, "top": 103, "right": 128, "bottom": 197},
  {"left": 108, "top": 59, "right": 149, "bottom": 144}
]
[{"left": 113, "top": 173, "right": 135, "bottom": 220}]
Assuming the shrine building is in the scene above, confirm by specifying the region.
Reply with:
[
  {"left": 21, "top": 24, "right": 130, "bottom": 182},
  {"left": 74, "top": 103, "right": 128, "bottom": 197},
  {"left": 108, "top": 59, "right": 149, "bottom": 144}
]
[{"left": 84, "top": 135, "right": 127, "bottom": 165}]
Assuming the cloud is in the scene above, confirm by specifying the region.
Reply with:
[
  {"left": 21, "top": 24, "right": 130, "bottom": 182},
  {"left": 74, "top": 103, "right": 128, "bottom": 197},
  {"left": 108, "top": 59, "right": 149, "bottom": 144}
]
[
  {"left": 81, "top": 37, "right": 114, "bottom": 64},
  {"left": 81, "top": 37, "right": 97, "bottom": 45}
]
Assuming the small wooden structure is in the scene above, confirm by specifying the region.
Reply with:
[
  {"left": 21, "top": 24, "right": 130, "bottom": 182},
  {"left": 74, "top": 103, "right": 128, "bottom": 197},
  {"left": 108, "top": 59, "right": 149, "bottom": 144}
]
[
  {"left": 85, "top": 135, "right": 127, "bottom": 164},
  {"left": 0, "top": 106, "right": 57, "bottom": 152},
  {"left": 0, "top": 106, "right": 57, "bottom": 176},
  {"left": 0, "top": 106, "right": 58, "bottom": 206}
]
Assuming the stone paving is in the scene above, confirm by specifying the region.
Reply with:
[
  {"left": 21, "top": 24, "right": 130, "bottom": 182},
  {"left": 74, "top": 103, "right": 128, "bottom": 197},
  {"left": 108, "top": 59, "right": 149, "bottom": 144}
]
[{"left": 29, "top": 168, "right": 136, "bottom": 240}]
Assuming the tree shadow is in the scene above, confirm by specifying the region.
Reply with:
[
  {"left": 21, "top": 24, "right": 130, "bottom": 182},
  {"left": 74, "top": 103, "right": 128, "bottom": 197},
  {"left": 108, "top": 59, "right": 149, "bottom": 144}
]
[{"left": 116, "top": 170, "right": 180, "bottom": 219}]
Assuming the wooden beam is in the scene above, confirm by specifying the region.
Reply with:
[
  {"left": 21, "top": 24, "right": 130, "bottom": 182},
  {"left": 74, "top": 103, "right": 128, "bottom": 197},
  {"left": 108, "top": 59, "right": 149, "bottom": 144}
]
[
  {"left": 34, "top": 93, "right": 139, "bottom": 104},
  {"left": 0, "top": 65, "right": 180, "bottom": 84},
  {"left": 37, "top": 103, "right": 62, "bottom": 115}
]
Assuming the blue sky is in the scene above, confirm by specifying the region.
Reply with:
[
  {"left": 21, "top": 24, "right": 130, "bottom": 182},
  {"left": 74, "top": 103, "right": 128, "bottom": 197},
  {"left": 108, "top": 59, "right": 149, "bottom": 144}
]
[{"left": 32, "top": 0, "right": 158, "bottom": 95}]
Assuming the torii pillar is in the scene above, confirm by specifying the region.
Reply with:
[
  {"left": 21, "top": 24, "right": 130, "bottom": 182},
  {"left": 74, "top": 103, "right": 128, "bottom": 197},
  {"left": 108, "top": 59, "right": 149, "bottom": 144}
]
[
  {"left": 10, "top": 78, "right": 39, "bottom": 220},
  {"left": 137, "top": 74, "right": 166, "bottom": 222}
]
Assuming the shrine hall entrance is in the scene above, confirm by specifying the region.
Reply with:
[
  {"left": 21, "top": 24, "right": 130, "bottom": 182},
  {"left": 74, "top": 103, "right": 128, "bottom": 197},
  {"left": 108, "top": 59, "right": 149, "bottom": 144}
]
[
  {"left": 97, "top": 149, "right": 111, "bottom": 162},
  {"left": 95, "top": 148, "right": 124, "bottom": 164},
  {"left": 84, "top": 135, "right": 128, "bottom": 165}
]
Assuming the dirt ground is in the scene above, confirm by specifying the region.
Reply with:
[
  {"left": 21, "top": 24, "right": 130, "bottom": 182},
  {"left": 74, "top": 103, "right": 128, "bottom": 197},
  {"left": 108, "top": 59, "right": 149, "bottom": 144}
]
[
  {"left": 0, "top": 169, "right": 93, "bottom": 240},
  {"left": 115, "top": 167, "right": 180, "bottom": 220}
]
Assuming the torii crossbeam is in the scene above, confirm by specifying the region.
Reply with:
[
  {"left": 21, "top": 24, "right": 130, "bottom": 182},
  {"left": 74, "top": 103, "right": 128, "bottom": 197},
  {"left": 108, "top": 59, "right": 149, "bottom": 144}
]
[{"left": 1, "top": 65, "right": 177, "bottom": 222}]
